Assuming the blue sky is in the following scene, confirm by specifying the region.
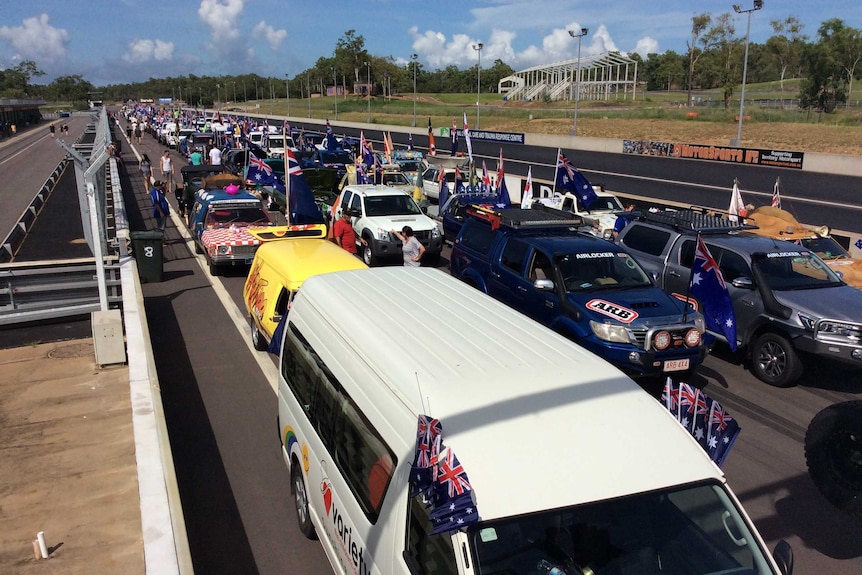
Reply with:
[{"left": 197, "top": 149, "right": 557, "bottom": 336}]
[{"left": 1, "top": 0, "right": 858, "bottom": 87}]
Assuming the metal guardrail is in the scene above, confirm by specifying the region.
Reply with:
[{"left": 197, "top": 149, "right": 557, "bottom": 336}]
[{"left": 0, "top": 257, "right": 122, "bottom": 326}]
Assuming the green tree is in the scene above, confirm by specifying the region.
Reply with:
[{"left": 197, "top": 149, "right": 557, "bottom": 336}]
[
  {"left": 46, "top": 75, "right": 95, "bottom": 104},
  {"left": 766, "top": 16, "right": 807, "bottom": 100},
  {"left": 687, "top": 13, "right": 712, "bottom": 107},
  {"left": 703, "top": 12, "right": 739, "bottom": 108},
  {"left": 334, "top": 30, "right": 370, "bottom": 85}
]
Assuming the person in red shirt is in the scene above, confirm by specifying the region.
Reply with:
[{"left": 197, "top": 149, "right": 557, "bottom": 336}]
[{"left": 333, "top": 210, "right": 365, "bottom": 254}]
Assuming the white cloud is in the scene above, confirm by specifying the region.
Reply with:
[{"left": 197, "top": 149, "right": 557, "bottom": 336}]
[
  {"left": 198, "top": 0, "right": 244, "bottom": 43},
  {"left": 633, "top": 36, "right": 660, "bottom": 57},
  {"left": 123, "top": 39, "right": 175, "bottom": 64},
  {"left": 0, "top": 13, "right": 68, "bottom": 62},
  {"left": 252, "top": 21, "right": 287, "bottom": 51}
]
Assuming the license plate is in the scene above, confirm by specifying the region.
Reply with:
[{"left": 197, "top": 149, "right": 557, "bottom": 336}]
[{"left": 663, "top": 358, "right": 690, "bottom": 372}]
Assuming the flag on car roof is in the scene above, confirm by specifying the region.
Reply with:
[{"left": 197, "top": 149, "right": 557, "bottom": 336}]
[
  {"left": 729, "top": 178, "right": 745, "bottom": 222},
  {"left": 521, "top": 166, "right": 534, "bottom": 209},
  {"left": 481, "top": 161, "right": 491, "bottom": 193},
  {"left": 463, "top": 113, "right": 473, "bottom": 162},
  {"left": 408, "top": 133, "right": 414, "bottom": 151},
  {"left": 454, "top": 166, "right": 463, "bottom": 193},
  {"left": 428, "top": 118, "right": 436, "bottom": 156},
  {"left": 360, "top": 131, "right": 374, "bottom": 169},
  {"left": 690, "top": 236, "right": 738, "bottom": 351},
  {"left": 555, "top": 149, "right": 597, "bottom": 209},
  {"left": 450, "top": 118, "right": 458, "bottom": 156},
  {"left": 286, "top": 149, "right": 325, "bottom": 225},
  {"left": 247, "top": 152, "right": 279, "bottom": 188},
  {"left": 662, "top": 379, "right": 741, "bottom": 467},
  {"left": 438, "top": 166, "right": 451, "bottom": 210},
  {"left": 495, "top": 149, "right": 511, "bottom": 208},
  {"left": 325, "top": 119, "right": 337, "bottom": 151},
  {"left": 772, "top": 177, "right": 782, "bottom": 209}
]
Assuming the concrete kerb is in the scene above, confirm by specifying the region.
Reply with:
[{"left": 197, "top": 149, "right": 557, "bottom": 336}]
[{"left": 114, "top": 149, "right": 193, "bottom": 574}]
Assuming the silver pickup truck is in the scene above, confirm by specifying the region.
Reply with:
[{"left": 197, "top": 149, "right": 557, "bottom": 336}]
[{"left": 617, "top": 208, "right": 862, "bottom": 387}]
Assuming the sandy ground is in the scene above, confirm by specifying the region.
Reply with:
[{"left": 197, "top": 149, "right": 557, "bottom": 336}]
[{"left": 0, "top": 340, "right": 144, "bottom": 574}]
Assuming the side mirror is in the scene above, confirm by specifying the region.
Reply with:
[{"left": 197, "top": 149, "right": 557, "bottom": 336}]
[
  {"left": 834, "top": 270, "right": 844, "bottom": 281},
  {"left": 772, "top": 539, "right": 793, "bottom": 575},
  {"left": 534, "top": 279, "right": 555, "bottom": 291},
  {"left": 731, "top": 276, "right": 755, "bottom": 289}
]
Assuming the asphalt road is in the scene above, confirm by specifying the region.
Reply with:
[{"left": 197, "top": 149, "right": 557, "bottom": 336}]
[{"left": 3, "top": 114, "right": 862, "bottom": 574}]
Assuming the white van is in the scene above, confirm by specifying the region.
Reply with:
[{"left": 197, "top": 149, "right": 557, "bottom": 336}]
[{"left": 277, "top": 268, "right": 792, "bottom": 575}]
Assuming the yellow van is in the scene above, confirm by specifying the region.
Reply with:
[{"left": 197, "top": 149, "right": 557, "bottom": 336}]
[{"left": 243, "top": 238, "right": 367, "bottom": 350}]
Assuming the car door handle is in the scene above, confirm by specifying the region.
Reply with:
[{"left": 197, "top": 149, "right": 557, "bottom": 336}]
[
  {"left": 517, "top": 286, "right": 527, "bottom": 293},
  {"left": 668, "top": 270, "right": 681, "bottom": 278},
  {"left": 490, "top": 272, "right": 500, "bottom": 279}
]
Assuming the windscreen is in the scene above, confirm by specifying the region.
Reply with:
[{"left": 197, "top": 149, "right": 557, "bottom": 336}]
[
  {"left": 752, "top": 250, "right": 843, "bottom": 290},
  {"left": 364, "top": 195, "right": 422, "bottom": 217},
  {"left": 557, "top": 252, "right": 652, "bottom": 292},
  {"left": 469, "top": 483, "right": 775, "bottom": 575},
  {"left": 799, "top": 236, "right": 851, "bottom": 262}
]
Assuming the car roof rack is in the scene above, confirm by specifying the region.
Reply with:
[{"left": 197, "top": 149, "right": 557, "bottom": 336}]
[
  {"left": 638, "top": 206, "right": 758, "bottom": 233},
  {"left": 466, "top": 203, "right": 584, "bottom": 231}
]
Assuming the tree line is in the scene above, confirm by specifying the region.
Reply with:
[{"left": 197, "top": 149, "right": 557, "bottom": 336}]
[{"left": 2, "top": 18, "right": 859, "bottom": 113}]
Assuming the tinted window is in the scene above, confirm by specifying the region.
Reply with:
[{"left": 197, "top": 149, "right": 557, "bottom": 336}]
[
  {"left": 620, "top": 225, "right": 671, "bottom": 257},
  {"left": 678, "top": 242, "right": 750, "bottom": 283},
  {"left": 459, "top": 221, "right": 495, "bottom": 255},
  {"left": 281, "top": 324, "right": 396, "bottom": 522},
  {"left": 500, "top": 239, "right": 529, "bottom": 275},
  {"left": 404, "top": 495, "right": 457, "bottom": 575}
]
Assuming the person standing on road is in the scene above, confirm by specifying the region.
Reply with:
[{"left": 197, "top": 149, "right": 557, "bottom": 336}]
[
  {"left": 150, "top": 181, "right": 170, "bottom": 231},
  {"left": 49, "top": 123, "right": 56, "bottom": 139},
  {"left": 134, "top": 123, "right": 142, "bottom": 144},
  {"left": 392, "top": 226, "right": 424, "bottom": 267},
  {"left": 140, "top": 153, "right": 153, "bottom": 187},
  {"left": 208, "top": 143, "right": 222, "bottom": 165},
  {"left": 160, "top": 150, "right": 174, "bottom": 193},
  {"left": 333, "top": 209, "right": 364, "bottom": 254},
  {"left": 189, "top": 148, "right": 204, "bottom": 166}
]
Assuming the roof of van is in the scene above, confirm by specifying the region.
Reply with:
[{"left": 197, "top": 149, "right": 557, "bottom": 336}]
[
  {"left": 256, "top": 239, "right": 367, "bottom": 288},
  {"left": 292, "top": 268, "right": 723, "bottom": 521}
]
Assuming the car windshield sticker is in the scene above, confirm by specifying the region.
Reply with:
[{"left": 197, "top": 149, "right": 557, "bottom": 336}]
[
  {"left": 576, "top": 252, "right": 616, "bottom": 259},
  {"left": 586, "top": 299, "right": 639, "bottom": 323},
  {"left": 766, "top": 251, "right": 807, "bottom": 258}
]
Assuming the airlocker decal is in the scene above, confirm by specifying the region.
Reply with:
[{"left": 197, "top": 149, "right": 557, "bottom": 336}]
[
  {"left": 322, "top": 476, "right": 374, "bottom": 575},
  {"left": 586, "top": 299, "right": 639, "bottom": 323}
]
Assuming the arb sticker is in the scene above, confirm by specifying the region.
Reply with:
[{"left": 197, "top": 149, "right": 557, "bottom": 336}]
[{"left": 587, "top": 299, "right": 639, "bottom": 323}]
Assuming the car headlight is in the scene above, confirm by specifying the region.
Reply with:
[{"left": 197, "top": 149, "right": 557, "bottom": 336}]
[
  {"left": 431, "top": 226, "right": 441, "bottom": 238},
  {"left": 693, "top": 315, "right": 706, "bottom": 333},
  {"left": 589, "top": 320, "right": 631, "bottom": 343},
  {"left": 217, "top": 245, "right": 230, "bottom": 255},
  {"left": 377, "top": 228, "right": 391, "bottom": 241},
  {"left": 798, "top": 313, "right": 816, "bottom": 331}
]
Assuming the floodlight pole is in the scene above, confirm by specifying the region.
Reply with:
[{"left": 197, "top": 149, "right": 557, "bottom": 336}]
[
  {"left": 411, "top": 54, "right": 418, "bottom": 127},
  {"left": 569, "top": 27, "right": 588, "bottom": 135},
  {"left": 472, "top": 43, "right": 484, "bottom": 129},
  {"left": 732, "top": 0, "right": 763, "bottom": 146},
  {"left": 285, "top": 75, "right": 290, "bottom": 118},
  {"left": 365, "top": 62, "right": 371, "bottom": 123}
]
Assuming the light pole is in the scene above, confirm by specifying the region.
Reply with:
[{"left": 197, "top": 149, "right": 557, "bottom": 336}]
[
  {"left": 243, "top": 81, "right": 247, "bottom": 106},
  {"left": 285, "top": 75, "right": 290, "bottom": 118},
  {"left": 732, "top": 0, "right": 763, "bottom": 146},
  {"left": 365, "top": 61, "right": 371, "bottom": 123},
  {"left": 411, "top": 54, "right": 418, "bottom": 127},
  {"left": 472, "top": 42, "right": 483, "bottom": 129},
  {"left": 332, "top": 68, "right": 338, "bottom": 120},
  {"left": 306, "top": 73, "right": 311, "bottom": 118},
  {"left": 568, "top": 27, "right": 588, "bottom": 135},
  {"left": 216, "top": 84, "right": 220, "bottom": 106},
  {"left": 232, "top": 81, "right": 236, "bottom": 103}
]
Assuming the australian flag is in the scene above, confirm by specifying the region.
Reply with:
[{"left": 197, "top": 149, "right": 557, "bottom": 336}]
[
  {"left": 286, "top": 149, "right": 326, "bottom": 225},
  {"left": 247, "top": 152, "right": 282, "bottom": 191},
  {"left": 438, "top": 168, "right": 451, "bottom": 209},
  {"left": 409, "top": 414, "right": 442, "bottom": 499},
  {"left": 662, "top": 379, "right": 741, "bottom": 467},
  {"left": 690, "top": 236, "right": 738, "bottom": 351},
  {"left": 556, "top": 150, "right": 598, "bottom": 210},
  {"left": 429, "top": 448, "right": 479, "bottom": 534},
  {"left": 325, "top": 119, "right": 337, "bottom": 151}
]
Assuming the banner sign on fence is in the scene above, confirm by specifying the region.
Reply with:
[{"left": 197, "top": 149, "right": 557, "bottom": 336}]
[
  {"left": 623, "top": 139, "right": 804, "bottom": 169},
  {"left": 442, "top": 127, "right": 525, "bottom": 145}
]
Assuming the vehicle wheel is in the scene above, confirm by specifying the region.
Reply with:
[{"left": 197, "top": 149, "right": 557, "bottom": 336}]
[
  {"left": 194, "top": 241, "right": 203, "bottom": 254},
  {"left": 209, "top": 261, "right": 220, "bottom": 276},
  {"left": 423, "top": 252, "right": 441, "bottom": 267},
  {"left": 362, "top": 242, "right": 379, "bottom": 267},
  {"left": 250, "top": 317, "right": 267, "bottom": 351},
  {"left": 805, "top": 401, "right": 862, "bottom": 515},
  {"left": 291, "top": 463, "right": 317, "bottom": 539},
  {"left": 750, "top": 332, "right": 802, "bottom": 387}
]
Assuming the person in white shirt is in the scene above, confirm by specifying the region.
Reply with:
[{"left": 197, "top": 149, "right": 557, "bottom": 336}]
[
  {"left": 209, "top": 144, "right": 222, "bottom": 165},
  {"left": 160, "top": 150, "right": 173, "bottom": 192}
]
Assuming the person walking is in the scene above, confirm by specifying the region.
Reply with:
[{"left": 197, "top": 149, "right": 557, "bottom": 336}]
[
  {"left": 160, "top": 150, "right": 174, "bottom": 194},
  {"left": 150, "top": 181, "right": 170, "bottom": 231},
  {"left": 140, "top": 153, "right": 153, "bottom": 187},
  {"left": 208, "top": 144, "right": 222, "bottom": 166},
  {"left": 49, "top": 123, "right": 56, "bottom": 139},
  {"left": 134, "top": 123, "right": 142, "bottom": 144},
  {"left": 391, "top": 226, "right": 424, "bottom": 267}
]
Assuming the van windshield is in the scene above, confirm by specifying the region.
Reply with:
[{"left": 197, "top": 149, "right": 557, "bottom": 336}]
[{"left": 469, "top": 483, "right": 775, "bottom": 575}]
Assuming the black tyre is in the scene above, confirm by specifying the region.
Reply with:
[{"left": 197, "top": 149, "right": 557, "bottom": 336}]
[
  {"left": 250, "top": 316, "right": 268, "bottom": 351},
  {"left": 194, "top": 241, "right": 203, "bottom": 255},
  {"left": 209, "top": 260, "right": 220, "bottom": 276},
  {"left": 291, "top": 463, "right": 317, "bottom": 539},
  {"left": 805, "top": 401, "right": 862, "bottom": 515},
  {"left": 750, "top": 332, "right": 802, "bottom": 387},
  {"left": 362, "top": 242, "right": 379, "bottom": 267},
  {"left": 423, "top": 252, "right": 441, "bottom": 267}
]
